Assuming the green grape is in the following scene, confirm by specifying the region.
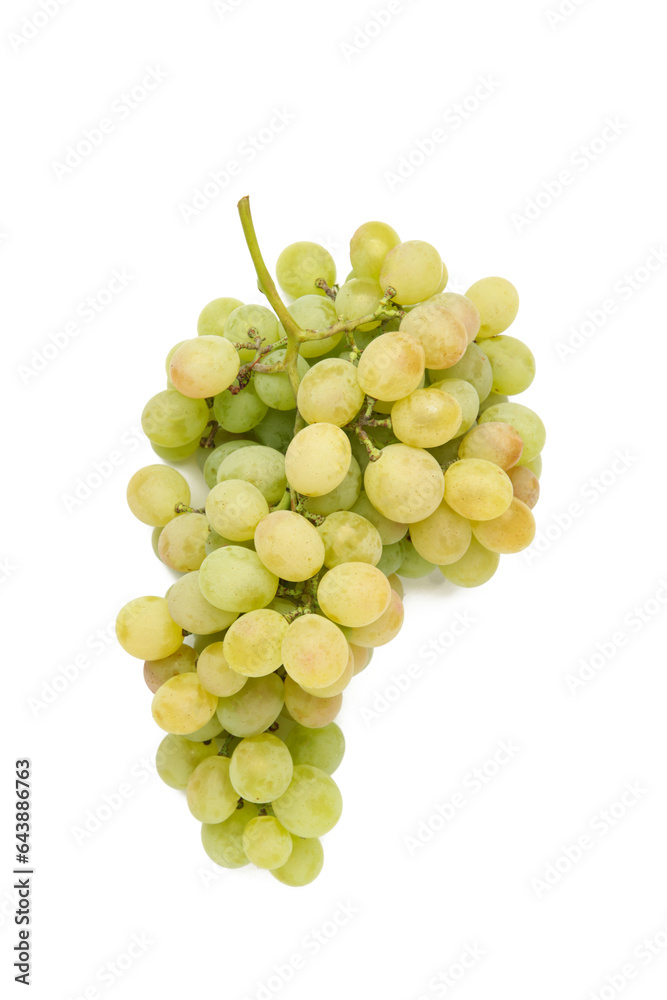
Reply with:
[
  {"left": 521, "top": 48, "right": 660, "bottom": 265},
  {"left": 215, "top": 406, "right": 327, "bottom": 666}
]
[
  {"left": 318, "top": 511, "right": 382, "bottom": 568},
  {"left": 282, "top": 615, "right": 349, "bottom": 689},
  {"left": 428, "top": 434, "right": 465, "bottom": 467},
  {"left": 364, "top": 443, "right": 444, "bottom": 523},
  {"left": 432, "top": 291, "right": 481, "bottom": 343},
  {"left": 376, "top": 540, "right": 405, "bottom": 576},
  {"left": 186, "top": 756, "right": 239, "bottom": 823},
  {"left": 197, "top": 297, "right": 244, "bottom": 337},
  {"left": 520, "top": 453, "right": 542, "bottom": 477},
  {"left": 156, "top": 734, "right": 219, "bottom": 790},
  {"left": 285, "top": 424, "right": 351, "bottom": 497},
  {"left": 141, "top": 390, "right": 210, "bottom": 448},
  {"left": 169, "top": 337, "right": 240, "bottom": 398},
  {"left": 205, "top": 527, "right": 254, "bottom": 556},
  {"left": 508, "top": 466, "right": 540, "bottom": 508},
  {"left": 478, "top": 402, "right": 546, "bottom": 462},
  {"left": 216, "top": 674, "right": 284, "bottom": 737},
  {"left": 409, "top": 500, "right": 471, "bottom": 566},
  {"left": 318, "top": 563, "right": 391, "bottom": 628},
  {"left": 458, "top": 421, "right": 524, "bottom": 470},
  {"left": 300, "top": 649, "right": 353, "bottom": 698},
  {"left": 182, "top": 714, "right": 224, "bottom": 742},
  {"left": 335, "top": 277, "right": 383, "bottom": 331},
  {"left": 126, "top": 465, "right": 190, "bottom": 527},
  {"left": 379, "top": 240, "right": 443, "bottom": 304},
  {"left": 276, "top": 241, "right": 336, "bottom": 299},
  {"left": 296, "top": 358, "right": 365, "bottom": 427},
  {"left": 152, "top": 673, "right": 218, "bottom": 734},
  {"left": 350, "top": 644, "right": 373, "bottom": 674},
  {"left": 347, "top": 428, "right": 372, "bottom": 473},
  {"left": 253, "top": 407, "right": 296, "bottom": 453},
  {"left": 197, "top": 642, "right": 247, "bottom": 697},
  {"left": 430, "top": 377, "right": 479, "bottom": 435},
  {"left": 213, "top": 382, "right": 268, "bottom": 433},
  {"left": 116, "top": 596, "right": 183, "bottom": 660},
  {"left": 217, "top": 445, "right": 286, "bottom": 504},
  {"left": 271, "top": 835, "right": 323, "bottom": 886},
  {"left": 387, "top": 574, "right": 404, "bottom": 598},
  {"left": 157, "top": 513, "right": 209, "bottom": 572},
  {"left": 151, "top": 436, "right": 201, "bottom": 462},
  {"left": 165, "top": 341, "right": 188, "bottom": 373},
  {"left": 243, "top": 816, "right": 293, "bottom": 870},
  {"left": 254, "top": 510, "right": 325, "bottom": 582},
  {"left": 167, "top": 571, "right": 239, "bottom": 634},
  {"left": 205, "top": 480, "right": 269, "bottom": 541},
  {"left": 439, "top": 536, "right": 500, "bottom": 587},
  {"left": 201, "top": 801, "right": 259, "bottom": 869},
  {"left": 444, "top": 459, "right": 513, "bottom": 520},
  {"left": 350, "top": 221, "right": 401, "bottom": 279},
  {"left": 399, "top": 299, "right": 467, "bottom": 369},
  {"left": 349, "top": 491, "right": 408, "bottom": 544},
  {"left": 288, "top": 295, "right": 342, "bottom": 358},
  {"left": 356, "top": 332, "right": 425, "bottom": 401},
  {"left": 478, "top": 391, "right": 508, "bottom": 416},
  {"left": 223, "top": 610, "right": 289, "bottom": 677},
  {"left": 465, "top": 277, "right": 519, "bottom": 338},
  {"left": 284, "top": 722, "right": 345, "bottom": 774},
  {"left": 346, "top": 589, "right": 404, "bottom": 647},
  {"left": 430, "top": 341, "right": 492, "bottom": 401},
  {"left": 199, "top": 547, "right": 279, "bottom": 613},
  {"left": 482, "top": 335, "right": 536, "bottom": 395},
  {"left": 144, "top": 643, "right": 198, "bottom": 693},
  {"left": 191, "top": 629, "right": 229, "bottom": 654},
  {"left": 471, "top": 497, "right": 536, "bottom": 553},
  {"left": 253, "top": 349, "right": 310, "bottom": 411},
  {"left": 151, "top": 526, "right": 163, "bottom": 559},
  {"left": 230, "top": 733, "right": 293, "bottom": 802},
  {"left": 397, "top": 539, "right": 436, "bottom": 578},
  {"left": 223, "top": 304, "right": 282, "bottom": 362},
  {"left": 272, "top": 764, "right": 342, "bottom": 838},
  {"left": 284, "top": 676, "right": 343, "bottom": 728},
  {"left": 301, "top": 456, "right": 362, "bottom": 516},
  {"left": 391, "top": 388, "right": 462, "bottom": 448},
  {"left": 203, "top": 439, "right": 257, "bottom": 490}
]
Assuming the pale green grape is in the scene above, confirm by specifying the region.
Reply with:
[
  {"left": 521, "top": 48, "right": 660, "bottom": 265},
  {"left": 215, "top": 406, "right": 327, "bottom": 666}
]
[
  {"left": 379, "top": 240, "right": 443, "bottom": 304},
  {"left": 217, "top": 445, "right": 286, "bottom": 504},
  {"left": 186, "top": 756, "right": 239, "bottom": 823},
  {"left": 157, "top": 513, "right": 209, "bottom": 571},
  {"left": 296, "top": 358, "right": 365, "bottom": 427},
  {"left": 169, "top": 337, "right": 240, "bottom": 398},
  {"left": 346, "top": 589, "right": 404, "bottom": 647},
  {"left": 430, "top": 378, "right": 479, "bottom": 435},
  {"left": 318, "top": 562, "right": 390, "bottom": 628},
  {"left": 478, "top": 391, "right": 508, "bottom": 416},
  {"left": 201, "top": 800, "right": 259, "bottom": 869},
  {"left": 349, "top": 491, "right": 408, "bottom": 544},
  {"left": 285, "top": 424, "right": 351, "bottom": 497},
  {"left": 444, "top": 459, "right": 513, "bottom": 520},
  {"left": 350, "top": 221, "right": 401, "bottom": 279},
  {"left": 458, "top": 422, "right": 524, "bottom": 470},
  {"left": 141, "top": 390, "right": 209, "bottom": 448},
  {"left": 465, "top": 277, "right": 519, "bottom": 338},
  {"left": 508, "top": 465, "right": 540, "bottom": 508},
  {"left": 284, "top": 676, "right": 343, "bottom": 727},
  {"left": 387, "top": 574, "right": 404, "bottom": 598},
  {"left": 272, "top": 764, "right": 342, "bottom": 838},
  {"left": 216, "top": 674, "right": 284, "bottom": 737},
  {"left": 243, "top": 816, "right": 293, "bottom": 870},
  {"left": 205, "top": 527, "right": 254, "bottom": 556},
  {"left": 199, "top": 547, "right": 279, "bottom": 613},
  {"left": 439, "top": 536, "right": 500, "bottom": 587},
  {"left": 364, "top": 443, "right": 444, "bottom": 523},
  {"left": 167, "top": 571, "right": 239, "bottom": 633},
  {"left": 151, "top": 436, "right": 201, "bottom": 462},
  {"left": 253, "top": 349, "right": 310, "bottom": 410},
  {"left": 482, "top": 335, "right": 536, "bottom": 395},
  {"left": 151, "top": 526, "right": 163, "bottom": 559},
  {"left": 191, "top": 629, "right": 228, "bottom": 654},
  {"left": 434, "top": 260, "right": 449, "bottom": 294},
  {"left": 144, "top": 643, "right": 198, "bottom": 693},
  {"left": 300, "top": 648, "right": 353, "bottom": 699},
  {"left": 116, "top": 596, "right": 183, "bottom": 660},
  {"left": 282, "top": 615, "right": 349, "bottom": 689},
  {"left": 397, "top": 539, "right": 436, "bottom": 578},
  {"left": 182, "top": 714, "right": 224, "bottom": 742},
  {"left": 284, "top": 722, "right": 345, "bottom": 774},
  {"left": 197, "top": 642, "right": 248, "bottom": 697},
  {"left": 213, "top": 382, "right": 268, "bottom": 433},
  {"left": 156, "top": 734, "right": 219, "bottom": 790},
  {"left": 152, "top": 673, "right": 218, "bottom": 734},
  {"left": 391, "top": 388, "right": 462, "bottom": 448},
  {"left": 430, "top": 341, "right": 492, "bottom": 401},
  {"left": 253, "top": 408, "right": 295, "bottom": 453},
  {"left": 471, "top": 497, "right": 536, "bottom": 553},
  {"left": 165, "top": 341, "right": 188, "bottom": 373},
  {"left": 230, "top": 733, "right": 293, "bottom": 802},
  {"left": 350, "top": 643, "right": 373, "bottom": 673},
  {"left": 276, "top": 242, "right": 336, "bottom": 299},
  {"left": 197, "top": 297, "right": 244, "bottom": 337},
  {"left": 254, "top": 510, "right": 325, "bottom": 582},
  {"left": 223, "top": 610, "right": 289, "bottom": 677},
  {"left": 318, "top": 511, "right": 382, "bottom": 568},
  {"left": 288, "top": 295, "right": 342, "bottom": 358},
  {"left": 356, "top": 332, "right": 425, "bottom": 401},
  {"left": 205, "top": 480, "right": 269, "bottom": 541},
  {"left": 223, "top": 304, "right": 282, "bottom": 362},
  {"left": 520, "top": 453, "right": 542, "bottom": 477},
  {"left": 271, "top": 835, "right": 323, "bottom": 886},
  {"left": 478, "top": 402, "right": 546, "bottom": 462},
  {"left": 335, "top": 277, "right": 383, "bottom": 331},
  {"left": 409, "top": 500, "right": 472, "bottom": 566},
  {"left": 301, "top": 456, "right": 362, "bottom": 517},
  {"left": 126, "top": 465, "right": 190, "bottom": 527},
  {"left": 428, "top": 434, "right": 465, "bottom": 467},
  {"left": 376, "top": 540, "right": 405, "bottom": 576},
  {"left": 432, "top": 291, "right": 481, "bottom": 343},
  {"left": 399, "top": 299, "right": 467, "bottom": 369},
  {"left": 203, "top": 439, "right": 257, "bottom": 490}
]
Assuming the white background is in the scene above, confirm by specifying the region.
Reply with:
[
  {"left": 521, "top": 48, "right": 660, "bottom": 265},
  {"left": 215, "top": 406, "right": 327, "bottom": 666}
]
[{"left": 2, "top": 1, "right": 666, "bottom": 998}]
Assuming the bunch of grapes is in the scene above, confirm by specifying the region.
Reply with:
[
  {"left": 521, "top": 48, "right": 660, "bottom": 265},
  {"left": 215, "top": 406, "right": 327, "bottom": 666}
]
[{"left": 116, "top": 198, "right": 545, "bottom": 887}]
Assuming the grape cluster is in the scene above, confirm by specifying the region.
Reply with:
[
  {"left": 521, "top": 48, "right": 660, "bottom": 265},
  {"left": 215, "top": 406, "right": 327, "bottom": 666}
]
[{"left": 116, "top": 199, "right": 545, "bottom": 887}]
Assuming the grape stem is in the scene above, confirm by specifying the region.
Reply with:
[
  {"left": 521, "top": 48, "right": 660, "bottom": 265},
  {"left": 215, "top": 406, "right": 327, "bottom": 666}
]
[
  {"left": 174, "top": 503, "right": 205, "bottom": 515},
  {"left": 200, "top": 420, "right": 220, "bottom": 448},
  {"left": 346, "top": 396, "right": 390, "bottom": 462},
  {"left": 315, "top": 277, "right": 338, "bottom": 302}
]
